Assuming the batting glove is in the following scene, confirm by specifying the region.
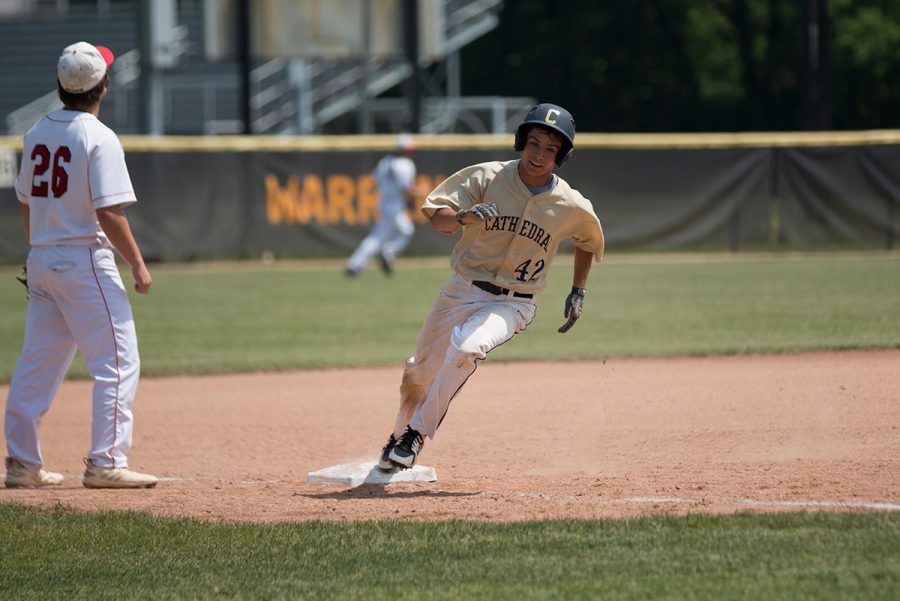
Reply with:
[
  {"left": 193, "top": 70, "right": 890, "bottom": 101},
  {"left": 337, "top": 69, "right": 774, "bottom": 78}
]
[
  {"left": 557, "top": 286, "right": 586, "bottom": 333},
  {"left": 456, "top": 202, "right": 499, "bottom": 226}
]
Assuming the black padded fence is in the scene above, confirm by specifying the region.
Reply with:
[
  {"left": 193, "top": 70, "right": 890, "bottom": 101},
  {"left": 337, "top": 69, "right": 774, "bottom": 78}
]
[{"left": 1, "top": 134, "right": 898, "bottom": 262}]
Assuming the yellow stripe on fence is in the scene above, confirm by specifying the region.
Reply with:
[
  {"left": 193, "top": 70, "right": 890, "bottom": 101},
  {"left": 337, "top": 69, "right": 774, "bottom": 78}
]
[{"left": 2, "top": 130, "right": 900, "bottom": 152}]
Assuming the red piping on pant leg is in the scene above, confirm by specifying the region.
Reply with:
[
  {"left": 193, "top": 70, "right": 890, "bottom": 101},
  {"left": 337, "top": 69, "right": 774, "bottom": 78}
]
[{"left": 89, "top": 249, "right": 122, "bottom": 465}]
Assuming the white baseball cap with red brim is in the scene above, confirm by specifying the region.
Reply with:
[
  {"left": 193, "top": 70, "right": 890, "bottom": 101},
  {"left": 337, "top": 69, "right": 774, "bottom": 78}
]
[
  {"left": 396, "top": 133, "right": 416, "bottom": 152},
  {"left": 57, "top": 42, "right": 115, "bottom": 93}
]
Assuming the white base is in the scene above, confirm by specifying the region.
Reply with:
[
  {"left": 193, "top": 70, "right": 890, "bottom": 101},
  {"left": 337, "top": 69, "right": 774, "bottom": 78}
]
[{"left": 307, "top": 460, "right": 436, "bottom": 487}]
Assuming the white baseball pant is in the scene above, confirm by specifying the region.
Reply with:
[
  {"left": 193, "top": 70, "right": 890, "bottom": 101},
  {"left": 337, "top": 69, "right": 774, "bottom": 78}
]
[
  {"left": 347, "top": 211, "right": 415, "bottom": 273},
  {"left": 5, "top": 246, "right": 140, "bottom": 471},
  {"left": 394, "top": 274, "right": 536, "bottom": 439}
]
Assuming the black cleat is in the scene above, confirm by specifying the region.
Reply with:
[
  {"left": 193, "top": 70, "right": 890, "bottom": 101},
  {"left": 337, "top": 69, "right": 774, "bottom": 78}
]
[
  {"left": 377, "top": 433, "right": 398, "bottom": 471},
  {"left": 389, "top": 426, "right": 424, "bottom": 469},
  {"left": 378, "top": 254, "right": 393, "bottom": 276}
]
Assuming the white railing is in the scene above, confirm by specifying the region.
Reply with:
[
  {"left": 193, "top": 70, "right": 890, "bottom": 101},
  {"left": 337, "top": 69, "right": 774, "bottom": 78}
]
[
  {"left": 365, "top": 96, "right": 535, "bottom": 134},
  {"left": 249, "top": 57, "right": 296, "bottom": 133},
  {"left": 6, "top": 91, "right": 62, "bottom": 134}
]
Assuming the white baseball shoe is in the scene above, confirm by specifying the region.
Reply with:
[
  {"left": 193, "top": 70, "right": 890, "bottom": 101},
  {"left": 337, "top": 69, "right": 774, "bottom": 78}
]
[
  {"left": 82, "top": 458, "right": 158, "bottom": 489},
  {"left": 5, "top": 457, "right": 64, "bottom": 488}
]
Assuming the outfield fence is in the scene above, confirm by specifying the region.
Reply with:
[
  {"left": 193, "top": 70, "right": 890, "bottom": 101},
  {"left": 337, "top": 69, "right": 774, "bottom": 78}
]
[{"left": 1, "top": 131, "right": 898, "bottom": 262}]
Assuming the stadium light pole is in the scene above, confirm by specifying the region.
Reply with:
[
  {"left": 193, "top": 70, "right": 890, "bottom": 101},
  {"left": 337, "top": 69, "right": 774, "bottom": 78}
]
[
  {"left": 138, "top": 2, "right": 162, "bottom": 134},
  {"left": 800, "top": 0, "right": 831, "bottom": 130},
  {"left": 237, "top": 0, "right": 252, "bottom": 134},
  {"left": 402, "top": 0, "right": 422, "bottom": 133}
]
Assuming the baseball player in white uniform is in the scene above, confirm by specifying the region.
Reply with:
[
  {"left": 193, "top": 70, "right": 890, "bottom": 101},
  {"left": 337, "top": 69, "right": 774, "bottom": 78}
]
[
  {"left": 4, "top": 42, "right": 157, "bottom": 488},
  {"left": 378, "top": 103, "right": 605, "bottom": 470},
  {"left": 346, "top": 134, "right": 418, "bottom": 276}
]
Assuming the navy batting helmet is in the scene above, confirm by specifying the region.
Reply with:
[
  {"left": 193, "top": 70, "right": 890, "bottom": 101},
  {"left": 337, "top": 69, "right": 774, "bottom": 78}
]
[{"left": 514, "top": 103, "right": 576, "bottom": 167}]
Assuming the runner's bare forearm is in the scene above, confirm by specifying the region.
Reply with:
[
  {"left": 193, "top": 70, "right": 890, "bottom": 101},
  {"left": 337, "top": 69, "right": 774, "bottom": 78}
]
[{"left": 572, "top": 246, "right": 593, "bottom": 288}]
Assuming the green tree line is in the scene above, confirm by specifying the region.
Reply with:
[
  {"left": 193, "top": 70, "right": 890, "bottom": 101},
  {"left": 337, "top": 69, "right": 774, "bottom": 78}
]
[{"left": 459, "top": 0, "right": 900, "bottom": 132}]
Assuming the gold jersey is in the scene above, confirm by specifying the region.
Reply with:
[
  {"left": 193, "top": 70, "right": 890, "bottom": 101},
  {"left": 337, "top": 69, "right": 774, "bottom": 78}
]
[{"left": 422, "top": 160, "right": 605, "bottom": 295}]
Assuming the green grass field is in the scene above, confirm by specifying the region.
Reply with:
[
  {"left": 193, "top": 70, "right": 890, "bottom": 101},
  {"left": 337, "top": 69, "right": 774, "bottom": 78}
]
[
  {"left": 1, "top": 253, "right": 898, "bottom": 381},
  {"left": 1, "top": 252, "right": 898, "bottom": 600},
  {"left": 1, "top": 504, "right": 897, "bottom": 601}
]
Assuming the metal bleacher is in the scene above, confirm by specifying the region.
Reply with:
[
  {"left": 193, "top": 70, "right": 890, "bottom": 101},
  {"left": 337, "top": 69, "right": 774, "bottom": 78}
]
[{"left": 2, "top": 0, "right": 528, "bottom": 136}]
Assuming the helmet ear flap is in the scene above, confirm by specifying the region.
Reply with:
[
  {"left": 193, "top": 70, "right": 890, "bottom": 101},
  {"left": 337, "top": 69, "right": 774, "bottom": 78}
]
[
  {"left": 556, "top": 144, "right": 573, "bottom": 167},
  {"left": 514, "top": 127, "right": 526, "bottom": 152}
]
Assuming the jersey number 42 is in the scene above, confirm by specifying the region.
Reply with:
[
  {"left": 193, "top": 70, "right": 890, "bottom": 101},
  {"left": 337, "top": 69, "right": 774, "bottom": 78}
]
[{"left": 514, "top": 258, "right": 545, "bottom": 282}]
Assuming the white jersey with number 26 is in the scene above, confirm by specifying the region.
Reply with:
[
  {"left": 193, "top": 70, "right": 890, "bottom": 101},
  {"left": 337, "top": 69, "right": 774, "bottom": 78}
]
[{"left": 15, "top": 108, "right": 136, "bottom": 247}]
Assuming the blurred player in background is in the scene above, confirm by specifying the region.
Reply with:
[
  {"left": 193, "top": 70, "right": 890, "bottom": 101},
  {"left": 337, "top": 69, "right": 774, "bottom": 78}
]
[
  {"left": 377, "top": 103, "right": 605, "bottom": 471},
  {"left": 346, "top": 133, "right": 421, "bottom": 277},
  {"left": 4, "top": 42, "right": 157, "bottom": 489}
]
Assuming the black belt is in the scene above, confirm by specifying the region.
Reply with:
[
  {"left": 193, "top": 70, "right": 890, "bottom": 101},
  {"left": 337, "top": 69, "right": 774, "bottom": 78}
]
[{"left": 472, "top": 280, "right": 533, "bottom": 299}]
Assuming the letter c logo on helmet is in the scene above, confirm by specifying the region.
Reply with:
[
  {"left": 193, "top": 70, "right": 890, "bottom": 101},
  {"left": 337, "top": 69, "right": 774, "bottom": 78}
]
[{"left": 514, "top": 103, "right": 576, "bottom": 167}]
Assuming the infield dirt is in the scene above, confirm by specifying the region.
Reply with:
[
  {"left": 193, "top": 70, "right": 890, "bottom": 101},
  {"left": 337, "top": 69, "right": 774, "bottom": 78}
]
[{"left": 1, "top": 350, "right": 897, "bottom": 522}]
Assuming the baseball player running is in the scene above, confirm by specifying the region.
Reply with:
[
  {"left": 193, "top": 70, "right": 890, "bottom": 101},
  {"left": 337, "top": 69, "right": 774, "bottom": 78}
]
[
  {"left": 346, "top": 134, "right": 419, "bottom": 276},
  {"left": 4, "top": 42, "right": 157, "bottom": 489},
  {"left": 378, "top": 103, "right": 605, "bottom": 470}
]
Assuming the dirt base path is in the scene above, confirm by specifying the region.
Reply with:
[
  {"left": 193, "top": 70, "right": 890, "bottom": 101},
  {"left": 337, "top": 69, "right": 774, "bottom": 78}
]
[{"left": 2, "top": 351, "right": 898, "bottom": 522}]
